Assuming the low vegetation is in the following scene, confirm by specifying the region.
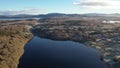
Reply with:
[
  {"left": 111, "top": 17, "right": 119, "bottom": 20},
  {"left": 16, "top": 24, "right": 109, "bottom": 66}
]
[{"left": 0, "top": 20, "right": 34, "bottom": 68}]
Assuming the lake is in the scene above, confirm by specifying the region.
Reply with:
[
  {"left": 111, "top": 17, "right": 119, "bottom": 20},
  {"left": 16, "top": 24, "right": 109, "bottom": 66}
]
[{"left": 18, "top": 36, "right": 106, "bottom": 68}]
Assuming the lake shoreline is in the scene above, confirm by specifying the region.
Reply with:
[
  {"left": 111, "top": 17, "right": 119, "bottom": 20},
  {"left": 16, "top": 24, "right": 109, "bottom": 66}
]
[
  {"left": 0, "top": 20, "right": 36, "bottom": 68},
  {"left": 33, "top": 17, "right": 120, "bottom": 67},
  {"left": 18, "top": 36, "right": 106, "bottom": 68}
]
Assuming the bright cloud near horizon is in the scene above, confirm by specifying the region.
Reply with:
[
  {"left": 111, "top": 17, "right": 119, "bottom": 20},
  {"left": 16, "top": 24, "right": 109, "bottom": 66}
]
[{"left": 0, "top": 0, "right": 120, "bottom": 15}]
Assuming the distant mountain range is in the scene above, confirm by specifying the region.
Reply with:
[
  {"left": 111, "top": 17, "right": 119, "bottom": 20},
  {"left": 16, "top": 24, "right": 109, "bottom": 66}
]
[{"left": 0, "top": 13, "right": 120, "bottom": 18}]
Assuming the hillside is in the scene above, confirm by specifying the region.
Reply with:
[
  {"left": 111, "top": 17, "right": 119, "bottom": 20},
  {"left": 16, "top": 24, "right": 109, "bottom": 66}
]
[{"left": 0, "top": 22, "right": 33, "bottom": 68}]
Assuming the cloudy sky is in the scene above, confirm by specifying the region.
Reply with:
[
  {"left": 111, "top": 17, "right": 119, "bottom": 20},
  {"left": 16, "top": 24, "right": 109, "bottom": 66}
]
[{"left": 0, "top": 0, "right": 120, "bottom": 15}]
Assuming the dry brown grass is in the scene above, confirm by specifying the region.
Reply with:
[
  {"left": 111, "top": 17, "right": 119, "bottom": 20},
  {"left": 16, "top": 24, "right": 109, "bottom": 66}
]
[{"left": 0, "top": 25, "right": 33, "bottom": 68}]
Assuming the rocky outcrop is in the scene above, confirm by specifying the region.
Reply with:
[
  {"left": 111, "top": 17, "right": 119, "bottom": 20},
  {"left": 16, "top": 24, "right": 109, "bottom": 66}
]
[{"left": 0, "top": 25, "right": 33, "bottom": 68}]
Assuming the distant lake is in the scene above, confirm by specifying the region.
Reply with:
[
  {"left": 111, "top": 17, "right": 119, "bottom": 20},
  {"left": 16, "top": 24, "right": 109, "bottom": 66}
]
[
  {"left": 0, "top": 17, "right": 40, "bottom": 21},
  {"left": 18, "top": 36, "right": 106, "bottom": 68}
]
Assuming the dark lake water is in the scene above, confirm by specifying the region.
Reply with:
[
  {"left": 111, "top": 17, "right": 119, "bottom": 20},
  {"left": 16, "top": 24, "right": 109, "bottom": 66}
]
[{"left": 18, "top": 36, "right": 107, "bottom": 68}]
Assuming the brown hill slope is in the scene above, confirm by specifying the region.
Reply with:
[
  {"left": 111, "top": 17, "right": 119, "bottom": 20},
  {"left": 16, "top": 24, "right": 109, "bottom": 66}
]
[{"left": 0, "top": 25, "right": 33, "bottom": 68}]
